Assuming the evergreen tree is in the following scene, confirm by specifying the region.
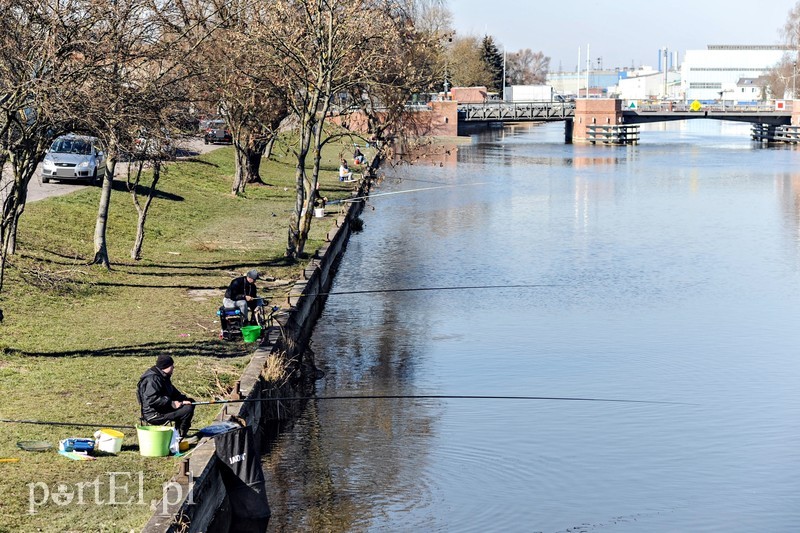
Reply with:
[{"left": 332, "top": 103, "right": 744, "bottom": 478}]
[{"left": 481, "top": 35, "right": 504, "bottom": 92}]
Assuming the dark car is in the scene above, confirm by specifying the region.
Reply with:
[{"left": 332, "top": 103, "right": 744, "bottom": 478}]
[{"left": 203, "top": 120, "right": 232, "bottom": 144}]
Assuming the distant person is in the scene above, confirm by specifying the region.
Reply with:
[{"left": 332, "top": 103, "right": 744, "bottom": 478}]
[
  {"left": 223, "top": 269, "right": 261, "bottom": 325},
  {"left": 137, "top": 355, "right": 195, "bottom": 439},
  {"left": 339, "top": 159, "right": 353, "bottom": 181},
  {"left": 353, "top": 146, "right": 366, "bottom": 166}
]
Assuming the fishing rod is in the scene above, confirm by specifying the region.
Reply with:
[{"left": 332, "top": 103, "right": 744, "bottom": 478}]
[
  {"left": 0, "top": 394, "right": 693, "bottom": 431},
  {"left": 327, "top": 182, "right": 486, "bottom": 205},
  {"left": 262, "top": 283, "right": 568, "bottom": 300},
  {"left": 0, "top": 418, "right": 137, "bottom": 430},
  {"left": 191, "top": 394, "right": 693, "bottom": 406},
  {"left": 317, "top": 283, "right": 566, "bottom": 297}
]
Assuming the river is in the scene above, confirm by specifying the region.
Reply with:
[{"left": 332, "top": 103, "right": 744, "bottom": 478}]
[{"left": 261, "top": 120, "right": 800, "bottom": 532}]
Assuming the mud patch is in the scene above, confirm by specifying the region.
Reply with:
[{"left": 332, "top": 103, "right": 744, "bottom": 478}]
[{"left": 187, "top": 289, "right": 222, "bottom": 302}]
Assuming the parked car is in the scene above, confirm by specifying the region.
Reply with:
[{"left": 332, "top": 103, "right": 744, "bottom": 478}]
[
  {"left": 41, "top": 134, "right": 105, "bottom": 185},
  {"left": 132, "top": 129, "right": 175, "bottom": 159},
  {"left": 203, "top": 120, "right": 232, "bottom": 144}
]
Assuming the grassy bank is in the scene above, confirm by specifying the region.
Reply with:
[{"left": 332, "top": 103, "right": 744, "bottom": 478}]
[{"left": 0, "top": 140, "right": 366, "bottom": 531}]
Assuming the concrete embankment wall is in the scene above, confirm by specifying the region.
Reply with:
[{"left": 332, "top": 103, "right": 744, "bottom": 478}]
[{"left": 142, "top": 182, "right": 369, "bottom": 533}]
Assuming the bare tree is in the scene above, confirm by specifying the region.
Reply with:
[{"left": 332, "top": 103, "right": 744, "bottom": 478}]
[
  {"left": 261, "top": 0, "right": 391, "bottom": 258},
  {"left": 764, "top": 58, "right": 793, "bottom": 99},
  {"left": 346, "top": 0, "right": 444, "bottom": 164},
  {"left": 196, "top": 1, "right": 290, "bottom": 195},
  {"left": 0, "top": 0, "right": 95, "bottom": 303},
  {"left": 76, "top": 0, "right": 215, "bottom": 268},
  {"left": 775, "top": 3, "right": 800, "bottom": 99},
  {"left": 506, "top": 48, "right": 550, "bottom": 85}
]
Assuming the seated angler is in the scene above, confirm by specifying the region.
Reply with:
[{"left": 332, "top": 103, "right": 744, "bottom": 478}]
[
  {"left": 137, "top": 355, "right": 195, "bottom": 440},
  {"left": 223, "top": 269, "right": 261, "bottom": 325},
  {"left": 339, "top": 159, "right": 353, "bottom": 181}
]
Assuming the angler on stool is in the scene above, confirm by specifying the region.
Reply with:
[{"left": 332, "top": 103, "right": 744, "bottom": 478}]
[{"left": 220, "top": 269, "right": 262, "bottom": 338}]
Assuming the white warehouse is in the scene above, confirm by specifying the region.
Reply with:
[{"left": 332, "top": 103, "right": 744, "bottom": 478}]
[{"left": 681, "top": 45, "right": 789, "bottom": 102}]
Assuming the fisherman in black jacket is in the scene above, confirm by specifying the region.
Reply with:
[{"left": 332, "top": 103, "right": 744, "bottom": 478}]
[
  {"left": 137, "top": 355, "right": 195, "bottom": 438},
  {"left": 222, "top": 269, "right": 260, "bottom": 326}
]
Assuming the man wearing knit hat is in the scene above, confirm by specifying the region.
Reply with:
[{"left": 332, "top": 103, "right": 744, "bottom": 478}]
[
  {"left": 137, "top": 354, "right": 195, "bottom": 438},
  {"left": 221, "top": 269, "right": 262, "bottom": 334}
]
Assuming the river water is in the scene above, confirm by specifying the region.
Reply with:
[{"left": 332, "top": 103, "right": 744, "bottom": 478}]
[{"left": 262, "top": 120, "right": 800, "bottom": 532}]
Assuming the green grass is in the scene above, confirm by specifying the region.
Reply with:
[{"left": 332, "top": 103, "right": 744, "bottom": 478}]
[{"left": 0, "top": 139, "right": 368, "bottom": 531}]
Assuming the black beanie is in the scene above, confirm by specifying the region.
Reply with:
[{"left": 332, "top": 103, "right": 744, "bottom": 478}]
[{"left": 156, "top": 354, "right": 174, "bottom": 370}]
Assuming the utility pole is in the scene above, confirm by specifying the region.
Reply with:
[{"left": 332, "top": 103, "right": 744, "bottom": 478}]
[
  {"left": 586, "top": 43, "right": 590, "bottom": 98},
  {"left": 502, "top": 50, "right": 506, "bottom": 101}
]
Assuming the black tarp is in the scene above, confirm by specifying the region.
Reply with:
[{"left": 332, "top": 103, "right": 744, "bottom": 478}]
[{"left": 214, "top": 426, "right": 271, "bottom": 532}]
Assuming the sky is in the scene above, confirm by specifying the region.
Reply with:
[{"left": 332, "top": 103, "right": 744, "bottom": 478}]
[{"left": 449, "top": 0, "right": 799, "bottom": 71}]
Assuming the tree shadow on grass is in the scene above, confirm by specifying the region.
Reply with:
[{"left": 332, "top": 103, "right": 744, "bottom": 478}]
[
  {"left": 19, "top": 252, "right": 296, "bottom": 276},
  {"left": 8, "top": 340, "right": 249, "bottom": 359},
  {"left": 110, "top": 179, "right": 184, "bottom": 201}
]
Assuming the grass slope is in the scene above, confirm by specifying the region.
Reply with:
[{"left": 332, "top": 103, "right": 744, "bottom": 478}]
[{"left": 0, "top": 141, "right": 365, "bottom": 531}]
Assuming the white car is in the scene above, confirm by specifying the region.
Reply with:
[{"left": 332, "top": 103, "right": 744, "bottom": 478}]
[{"left": 41, "top": 134, "right": 106, "bottom": 185}]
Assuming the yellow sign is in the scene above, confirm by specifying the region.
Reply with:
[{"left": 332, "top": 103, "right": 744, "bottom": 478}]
[{"left": 690, "top": 100, "right": 702, "bottom": 112}]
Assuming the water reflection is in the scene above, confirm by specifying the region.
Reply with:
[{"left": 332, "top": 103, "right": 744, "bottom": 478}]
[{"left": 264, "top": 120, "right": 800, "bottom": 531}]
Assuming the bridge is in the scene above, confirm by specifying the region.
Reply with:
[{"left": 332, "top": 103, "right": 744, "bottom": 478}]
[
  {"left": 458, "top": 101, "right": 575, "bottom": 122},
  {"left": 455, "top": 99, "right": 799, "bottom": 143}
]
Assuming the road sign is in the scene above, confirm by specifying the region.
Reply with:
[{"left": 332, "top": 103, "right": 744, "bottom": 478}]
[{"left": 690, "top": 100, "right": 702, "bottom": 112}]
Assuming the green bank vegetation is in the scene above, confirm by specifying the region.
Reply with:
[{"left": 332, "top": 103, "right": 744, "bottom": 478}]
[{"left": 0, "top": 141, "right": 362, "bottom": 531}]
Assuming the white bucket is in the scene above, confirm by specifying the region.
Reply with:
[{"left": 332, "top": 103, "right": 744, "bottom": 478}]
[
  {"left": 95, "top": 428, "right": 124, "bottom": 454},
  {"left": 314, "top": 207, "right": 325, "bottom": 218}
]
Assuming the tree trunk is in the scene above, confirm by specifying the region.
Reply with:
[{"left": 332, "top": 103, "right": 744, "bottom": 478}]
[
  {"left": 245, "top": 143, "right": 266, "bottom": 184},
  {"left": 91, "top": 156, "right": 117, "bottom": 268},
  {"left": 285, "top": 115, "right": 315, "bottom": 259},
  {"left": 297, "top": 96, "right": 333, "bottom": 255},
  {"left": 6, "top": 213, "right": 18, "bottom": 256},
  {"left": 130, "top": 160, "right": 160, "bottom": 260},
  {"left": 264, "top": 135, "right": 276, "bottom": 160},
  {"left": 232, "top": 144, "right": 247, "bottom": 195}
]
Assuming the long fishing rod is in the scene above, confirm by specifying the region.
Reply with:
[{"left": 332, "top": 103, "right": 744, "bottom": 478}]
[
  {"left": 191, "top": 394, "right": 693, "bottom": 406},
  {"left": 262, "top": 283, "right": 567, "bottom": 300},
  {"left": 317, "top": 283, "right": 566, "bottom": 297},
  {"left": 327, "top": 182, "right": 486, "bottom": 205},
  {"left": 0, "top": 418, "right": 137, "bottom": 430},
  {"left": 0, "top": 394, "right": 693, "bottom": 431}
]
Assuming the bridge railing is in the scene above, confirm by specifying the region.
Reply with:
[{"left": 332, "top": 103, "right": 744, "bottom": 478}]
[
  {"left": 457, "top": 101, "right": 575, "bottom": 122},
  {"left": 632, "top": 103, "right": 785, "bottom": 113}
]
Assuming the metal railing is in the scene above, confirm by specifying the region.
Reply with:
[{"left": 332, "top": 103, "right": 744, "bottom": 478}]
[{"left": 457, "top": 101, "right": 575, "bottom": 122}]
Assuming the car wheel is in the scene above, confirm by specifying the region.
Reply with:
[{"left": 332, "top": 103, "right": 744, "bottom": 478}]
[
  {"left": 88, "top": 169, "right": 97, "bottom": 186},
  {"left": 41, "top": 176, "right": 50, "bottom": 184}
]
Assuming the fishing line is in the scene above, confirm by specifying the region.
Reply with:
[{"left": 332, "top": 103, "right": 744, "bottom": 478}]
[
  {"left": 327, "top": 182, "right": 487, "bottom": 205},
  {"left": 0, "top": 394, "right": 693, "bottom": 431},
  {"left": 276, "top": 283, "right": 568, "bottom": 298},
  {"left": 382, "top": 175, "right": 455, "bottom": 186},
  {"left": 191, "top": 394, "right": 693, "bottom": 406},
  {"left": 0, "top": 418, "right": 137, "bottom": 430}
]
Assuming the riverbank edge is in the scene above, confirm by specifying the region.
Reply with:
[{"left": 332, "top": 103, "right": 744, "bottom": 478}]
[{"left": 141, "top": 176, "right": 372, "bottom": 532}]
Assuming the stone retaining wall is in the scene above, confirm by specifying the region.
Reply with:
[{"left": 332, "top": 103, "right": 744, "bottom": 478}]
[{"left": 142, "top": 182, "right": 369, "bottom": 533}]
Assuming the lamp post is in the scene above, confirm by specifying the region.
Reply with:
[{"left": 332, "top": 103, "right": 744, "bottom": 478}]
[{"left": 793, "top": 62, "right": 796, "bottom": 99}]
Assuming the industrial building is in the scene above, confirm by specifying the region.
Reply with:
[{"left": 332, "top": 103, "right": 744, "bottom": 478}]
[
  {"left": 680, "top": 45, "right": 789, "bottom": 102},
  {"left": 547, "top": 45, "right": 789, "bottom": 104}
]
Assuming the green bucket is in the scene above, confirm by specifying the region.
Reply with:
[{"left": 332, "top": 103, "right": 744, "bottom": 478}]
[
  {"left": 241, "top": 325, "right": 262, "bottom": 343},
  {"left": 136, "top": 425, "right": 173, "bottom": 457}
]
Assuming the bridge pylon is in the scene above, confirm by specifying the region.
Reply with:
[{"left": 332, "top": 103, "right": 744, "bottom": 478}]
[{"left": 572, "top": 99, "right": 623, "bottom": 144}]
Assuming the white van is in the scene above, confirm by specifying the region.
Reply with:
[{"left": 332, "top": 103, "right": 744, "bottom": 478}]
[{"left": 41, "top": 134, "right": 106, "bottom": 185}]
